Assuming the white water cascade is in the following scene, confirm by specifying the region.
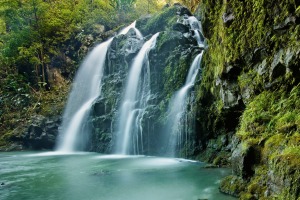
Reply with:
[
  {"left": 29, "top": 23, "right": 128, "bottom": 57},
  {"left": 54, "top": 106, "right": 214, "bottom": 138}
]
[
  {"left": 116, "top": 33, "right": 160, "bottom": 155},
  {"left": 56, "top": 22, "right": 139, "bottom": 153},
  {"left": 166, "top": 17, "right": 205, "bottom": 157}
]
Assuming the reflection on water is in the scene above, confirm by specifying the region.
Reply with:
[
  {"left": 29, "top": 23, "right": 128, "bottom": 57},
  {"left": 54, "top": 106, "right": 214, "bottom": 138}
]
[{"left": 0, "top": 152, "right": 236, "bottom": 200}]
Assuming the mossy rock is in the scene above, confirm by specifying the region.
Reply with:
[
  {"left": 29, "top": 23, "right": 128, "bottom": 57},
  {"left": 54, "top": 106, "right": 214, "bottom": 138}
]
[
  {"left": 267, "top": 147, "right": 300, "bottom": 199},
  {"left": 136, "top": 4, "right": 191, "bottom": 36},
  {"left": 262, "top": 134, "right": 286, "bottom": 163},
  {"left": 212, "top": 151, "right": 230, "bottom": 166},
  {"left": 219, "top": 175, "right": 247, "bottom": 198}
]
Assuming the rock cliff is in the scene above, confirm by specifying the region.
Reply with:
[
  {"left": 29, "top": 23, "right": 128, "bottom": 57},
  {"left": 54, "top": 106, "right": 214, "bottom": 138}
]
[{"left": 194, "top": 0, "right": 300, "bottom": 199}]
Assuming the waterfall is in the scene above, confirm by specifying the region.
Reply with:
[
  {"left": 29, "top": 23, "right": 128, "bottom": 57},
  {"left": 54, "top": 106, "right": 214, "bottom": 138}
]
[
  {"left": 55, "top": 21, "right": 138, "bottom": 153},
  {"left": 55, "top": 14, "right": 204, "bottom": 156},
  {"left": 165, "top": 17, "right": 205, "bottom": 157},
  {"left": 116, "top": 33, "right": 160, "bottom": 155}
]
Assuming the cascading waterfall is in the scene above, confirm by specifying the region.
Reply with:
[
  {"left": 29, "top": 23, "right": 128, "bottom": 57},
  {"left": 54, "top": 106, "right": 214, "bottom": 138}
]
[
  {"left": 131, "top": 46, "right": 154, "bottom": 155},
  {"left": 166, "top": 17, "right": 205, "bottom": 157},
  {"left": 55, "top": 12, "right": 205, "bottom": 157},
  {"left": 116, "top": 33, "right": 160, "bottom": 155},
  {"left": 55, "top": 21, "right": 139, "bottom": 152},
  {"left": 188, "top": 16, "right": 206, "bottom": 48}
]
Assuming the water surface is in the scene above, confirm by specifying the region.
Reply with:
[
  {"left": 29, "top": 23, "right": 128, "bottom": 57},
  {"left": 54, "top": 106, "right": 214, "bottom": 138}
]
[{"left": 0, "top": 152, "right": 235, "bottom": 200}]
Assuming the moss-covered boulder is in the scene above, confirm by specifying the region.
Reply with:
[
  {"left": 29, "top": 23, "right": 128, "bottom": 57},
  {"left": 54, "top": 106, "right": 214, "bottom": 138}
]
[
  {"left": 136, "top": 4, "right": 192, "bottom": 36},
  {"left": 219, "top": 175, "right": 247, "bottom": 198}
]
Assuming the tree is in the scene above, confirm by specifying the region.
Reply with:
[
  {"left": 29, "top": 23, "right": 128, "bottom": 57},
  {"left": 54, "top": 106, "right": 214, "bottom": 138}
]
[
  {"left": 1, "top": 0, "right": 84, "bottom": 89},
  {"left": 109, "top": 0, "right": 136, "bottom": 11},
  {"left": 136, "top": 0, "right": 164, "bottom": 14},
  {"left": 179, "top": 0, "right": 201, "bottom": 12}
]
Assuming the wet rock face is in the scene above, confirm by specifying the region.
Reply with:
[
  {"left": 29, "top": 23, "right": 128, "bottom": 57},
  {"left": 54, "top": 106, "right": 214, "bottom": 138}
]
[{"left": 22, "top": 115, "right": 61, "bottom": 150}]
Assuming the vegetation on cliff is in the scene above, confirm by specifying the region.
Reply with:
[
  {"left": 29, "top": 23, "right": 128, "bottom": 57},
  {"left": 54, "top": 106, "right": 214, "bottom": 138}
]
[{"left": 196, "top": 0, "right": 300, "bottom": 199}]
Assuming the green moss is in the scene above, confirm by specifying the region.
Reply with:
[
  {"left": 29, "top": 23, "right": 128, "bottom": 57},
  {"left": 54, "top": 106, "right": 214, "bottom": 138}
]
[
  {"left": 233, "top": 85, "right": 300, "bottom": 198},
  {"left": 237, "top": 85, "right": 300, "bottom": 141},
  {"left": 227, "top": 0, "right": 298, "bottom": 60},
  {"left": 237, "top": 91, "right": 273, "bottom": 140},
  {"left": 138, "top": 6, "right": 178, "bottom": 35},
  {"left": 219, "top": 175, "right": 246, "bottom": 198},
  {"left": 197, "top": 148, "right": 217, "bottom": 163},
  {"left": 247, "top": 166, "right": 268, "bottom": 197},
  {"left": 200, "top": 0, "right": 299, "bottom": 86},
  {"left": 279, "top": 146, "right": 300, "bottom": 169},
  {"left": 197, "top": 0, "right": 299, "bottom": 198},
  {"left": 269, "top": 146, "right": 300, "bottom": 199},
  {"left": 263, "top": 134, "right": 286, "bottom": 161},
  {"left": 288, "top": 132, "right": 300, "bottom": 146},
  {"left": 275, "top": 111, "right": 298, "bottom": 133},
  {"left": 239, "top": 193, "right": 257, "bottom": 200},
  {"left": 212, "top": 151, "right": 230, "bottom": 166},
  {"left": 161, "top": 44, "right": 193, "bottom": 100}
]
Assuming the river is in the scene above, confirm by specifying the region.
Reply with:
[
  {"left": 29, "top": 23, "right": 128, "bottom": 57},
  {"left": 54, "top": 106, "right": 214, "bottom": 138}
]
[{"left": 0, "top": 152, "right": 236, "bottom": 200}]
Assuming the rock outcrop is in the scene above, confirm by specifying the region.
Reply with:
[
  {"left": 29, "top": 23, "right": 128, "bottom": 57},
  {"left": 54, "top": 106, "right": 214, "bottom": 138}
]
[{"left": 21, "top": 115, "right": 61, "bottom": 150}]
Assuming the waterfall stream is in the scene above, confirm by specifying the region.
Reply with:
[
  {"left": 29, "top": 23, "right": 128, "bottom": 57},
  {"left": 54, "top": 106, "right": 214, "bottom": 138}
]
[
  {"left": 56, "top": 15, "right": 205, "bottom": 157},
  {"left": 165, "top": 17, "right": 205, "bottom": 157},
  {"left": 56, "top": 22, "right": 139, "bottom": 153},
  {"left": 55, "top": 38, "right": 113, "bottom": 152},
  {"left": 116, "top": 33, "right": 159, "bottom": 155}
]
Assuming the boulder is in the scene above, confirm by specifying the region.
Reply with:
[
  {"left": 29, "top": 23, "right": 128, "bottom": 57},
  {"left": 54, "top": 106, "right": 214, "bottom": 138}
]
[
  {"left": 22, "top": 115, "right": 61, "bottom": 150},
  {"left": 136, "top": 4, "right": 190, "bottom": 36},
  {"left": 219, "top": 175, "right": 246, "bottom": 197}
]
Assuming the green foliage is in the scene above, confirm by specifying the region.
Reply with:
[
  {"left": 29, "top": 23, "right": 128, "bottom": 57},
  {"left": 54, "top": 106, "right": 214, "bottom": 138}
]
[
  {"left": 0, "top": 0, "right": 164, "bottom": 148},
  {"left": 109, "top": 0, "right": 136, "bottom": 10},
  {"left": 134, "top": 0, "right": 164, "bottom": 15}
]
